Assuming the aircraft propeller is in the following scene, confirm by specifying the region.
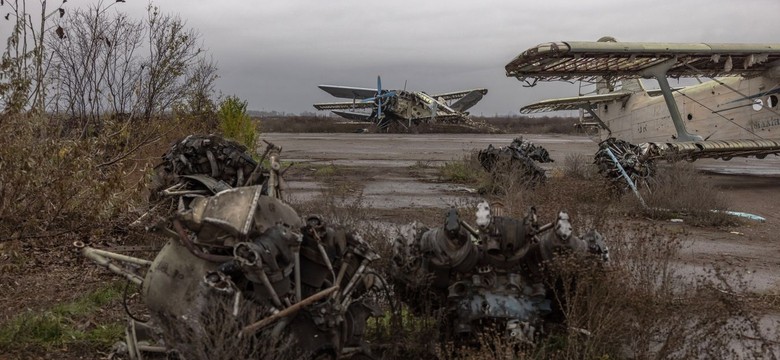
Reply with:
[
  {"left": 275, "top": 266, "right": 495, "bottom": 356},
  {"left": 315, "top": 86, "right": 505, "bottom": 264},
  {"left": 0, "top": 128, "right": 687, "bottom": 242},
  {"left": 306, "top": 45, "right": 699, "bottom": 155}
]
[{"left": 362, "top": 76, "right": 396, "bottom": 121}]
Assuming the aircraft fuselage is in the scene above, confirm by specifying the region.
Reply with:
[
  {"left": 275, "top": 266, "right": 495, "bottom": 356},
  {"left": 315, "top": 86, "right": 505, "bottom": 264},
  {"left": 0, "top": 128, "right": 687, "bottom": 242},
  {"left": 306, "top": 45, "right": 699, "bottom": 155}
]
[{"left": 598, "top": 76, "right": 780, "bottom": 143}]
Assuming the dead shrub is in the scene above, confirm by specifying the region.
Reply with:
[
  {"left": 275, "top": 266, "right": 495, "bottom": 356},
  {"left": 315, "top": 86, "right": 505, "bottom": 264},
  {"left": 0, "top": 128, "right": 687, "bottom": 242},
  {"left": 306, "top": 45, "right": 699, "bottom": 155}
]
[
  {"left": 439, "top": 150, "right": 487, "bottom": 184},
  {"left": 479, "top": 116, "right": 580, "bottom": 135},
  {"left": 154, "top": 289, "right": 300, "bottom": 360},
  {"left": 0, "top": 113, "right": 217, "bottom": 243},
  {"left": 562, "top": 152, "right": 598, "bottom": 180},
  {"left": 527, "top": 223, "right": 778, "bottom": 359},
  {"left": 635, "top": 162, "right": 735, "bottom": 226}
]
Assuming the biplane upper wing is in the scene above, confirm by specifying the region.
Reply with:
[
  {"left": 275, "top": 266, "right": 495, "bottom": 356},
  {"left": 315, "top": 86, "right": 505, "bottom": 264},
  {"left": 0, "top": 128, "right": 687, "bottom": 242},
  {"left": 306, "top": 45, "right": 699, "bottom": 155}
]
[
  {"left": 520, "top": 92, "right": 630, "bottom": 114},
  {"left": 318, "top": 85, "right": 377, "bottom": 99},
  {"left": 505, "top": 41, "right": 780, "bottom": 82},
  {"left": 430, "top": 88, "right": 488, "bottom": 101},
  {"left": 313, "top": 101, "right": 374, "bottom": 111}
]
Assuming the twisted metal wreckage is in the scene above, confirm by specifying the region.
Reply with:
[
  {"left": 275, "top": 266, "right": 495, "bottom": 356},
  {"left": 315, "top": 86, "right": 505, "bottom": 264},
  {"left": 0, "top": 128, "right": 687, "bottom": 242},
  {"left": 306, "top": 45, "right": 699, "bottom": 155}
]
[
  {"left": 478, "top": 137, "right": 555, "bottom": 186},
  {"left": 79, "top": 135, "right": 609, "bottom": 359},
  {"left": 392, "top": 203, "right": 609, "bottom": 346}
]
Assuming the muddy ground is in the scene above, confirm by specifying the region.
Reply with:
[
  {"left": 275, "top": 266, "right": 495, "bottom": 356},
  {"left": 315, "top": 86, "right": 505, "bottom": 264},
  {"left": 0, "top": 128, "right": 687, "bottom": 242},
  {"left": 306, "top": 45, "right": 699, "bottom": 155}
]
[{"left": 2, "top": 132, "right": 779, "bottom": 358}]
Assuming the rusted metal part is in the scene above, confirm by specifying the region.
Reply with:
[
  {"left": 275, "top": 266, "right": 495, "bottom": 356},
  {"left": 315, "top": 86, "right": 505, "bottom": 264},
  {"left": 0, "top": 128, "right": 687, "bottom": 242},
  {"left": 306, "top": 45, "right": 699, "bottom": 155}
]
[
  {"left": 172, "top": 219, "right": 233, "bottom": 263},
  {"left": 241, "top": 286, "right": 339, "bottom": 336},
  {"left": 595, "top": 138, "right": 656, "bottom": 192}
]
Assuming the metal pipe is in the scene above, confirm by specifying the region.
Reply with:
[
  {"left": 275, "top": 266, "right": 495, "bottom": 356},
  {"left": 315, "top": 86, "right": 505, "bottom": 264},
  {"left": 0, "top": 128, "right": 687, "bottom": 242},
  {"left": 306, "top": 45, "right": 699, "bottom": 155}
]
[
  {"left": 240, "top": 286, "right": 338, "bottom": 336},
  {"left": 340, "top": 260, "right": 368, "bottom": 307},
  {"left": 530, "top": 222, "right": 553, "bottom": 236},
  {"left": 334, "top": 253, "right": 352, "bottom": 287},
  {"left": 233, "top": 242, "right": 284, "bottom": 309},
  {"left": 81, "top": 246, "right": 153, "bottom": 267},
  {"left": 317, "top": 243, "right": 336, "bottom": 284},
  {"left": 81, "top": 247, "right": 145, "bottom": 285},
  {"left": 294, "top": 246, "right": 302, "bottom": 303},
  {"left": 136, "top": 345, "right": 168, "bottom": 353},
  {"left": 161, "top": 189, "right": 210, "bottom": 196},
  {"left": 458, "top": 220, "right": 479, "bottom": 238}
]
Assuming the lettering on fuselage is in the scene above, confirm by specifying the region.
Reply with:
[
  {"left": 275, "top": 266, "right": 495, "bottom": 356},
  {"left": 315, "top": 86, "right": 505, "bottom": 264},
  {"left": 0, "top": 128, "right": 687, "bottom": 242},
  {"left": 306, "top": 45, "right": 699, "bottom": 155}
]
[{"left": 751, "top": 118, "right": 780, "bottom": 130}]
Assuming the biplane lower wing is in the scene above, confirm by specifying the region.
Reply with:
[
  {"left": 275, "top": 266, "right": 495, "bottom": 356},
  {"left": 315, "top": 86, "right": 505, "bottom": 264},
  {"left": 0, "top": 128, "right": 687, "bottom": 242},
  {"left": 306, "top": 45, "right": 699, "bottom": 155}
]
[
  {"left": 331, "top": 110, "right": 373, "bottom": 122},
  {"left": 520, "top": 92, "right": 630, "bottom": 114},
  {"left": 313, "top": 101, "right": 374, "bottom": 111}
]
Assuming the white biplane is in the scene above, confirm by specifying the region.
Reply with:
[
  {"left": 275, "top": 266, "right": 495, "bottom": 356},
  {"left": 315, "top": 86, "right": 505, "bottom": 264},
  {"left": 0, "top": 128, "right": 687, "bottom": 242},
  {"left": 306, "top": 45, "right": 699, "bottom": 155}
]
[{"left": 506, "top": 37, "right": 780, "bottom": 187}]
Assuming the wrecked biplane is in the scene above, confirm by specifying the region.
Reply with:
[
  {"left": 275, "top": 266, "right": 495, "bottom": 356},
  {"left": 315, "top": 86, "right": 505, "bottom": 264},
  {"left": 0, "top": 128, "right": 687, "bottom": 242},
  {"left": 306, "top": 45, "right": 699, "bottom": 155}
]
[
  {"left": 505, "top": 37, "right": 780, "bottom": 189},
  {"left": 313, "top": 76, "right": 490, "bottom": 132}
]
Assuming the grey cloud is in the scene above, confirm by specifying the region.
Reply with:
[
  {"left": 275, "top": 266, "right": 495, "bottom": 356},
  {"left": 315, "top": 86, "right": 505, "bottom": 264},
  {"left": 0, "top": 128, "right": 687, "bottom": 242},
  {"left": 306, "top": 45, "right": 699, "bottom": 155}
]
[{"left": 5, "top": 0, "right": 779, "bottom": 115}]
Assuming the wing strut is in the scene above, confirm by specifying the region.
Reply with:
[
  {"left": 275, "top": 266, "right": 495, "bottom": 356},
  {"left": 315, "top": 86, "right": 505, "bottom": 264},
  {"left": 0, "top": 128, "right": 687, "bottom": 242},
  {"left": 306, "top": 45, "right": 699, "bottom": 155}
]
[
  {"left": 583, "top": 107, "right": 612, "bottom": 136},
  {"left": 640, "top": 59, "right": 703, "bottom": 141}
]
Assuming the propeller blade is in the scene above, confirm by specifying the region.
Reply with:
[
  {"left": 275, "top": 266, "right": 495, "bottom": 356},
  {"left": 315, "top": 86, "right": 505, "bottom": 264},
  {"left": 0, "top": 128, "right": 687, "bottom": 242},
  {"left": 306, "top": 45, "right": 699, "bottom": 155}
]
[{"left": 377, "top": 97, "right": 382, "bottom": 120}]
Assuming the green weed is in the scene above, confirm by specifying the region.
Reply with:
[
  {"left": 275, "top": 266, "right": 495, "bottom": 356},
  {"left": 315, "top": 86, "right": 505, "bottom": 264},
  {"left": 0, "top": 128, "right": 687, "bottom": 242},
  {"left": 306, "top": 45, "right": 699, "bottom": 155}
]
[{"left": 0, "top": 282, "right": 125, "bottom": 350}]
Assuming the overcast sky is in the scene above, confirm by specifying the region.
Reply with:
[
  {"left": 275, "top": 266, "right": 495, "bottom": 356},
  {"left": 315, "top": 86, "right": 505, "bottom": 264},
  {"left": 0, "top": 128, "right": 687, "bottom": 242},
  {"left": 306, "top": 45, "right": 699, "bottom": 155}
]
[{"left": 10, "top": 0, "right": 780, "bottom": 115}]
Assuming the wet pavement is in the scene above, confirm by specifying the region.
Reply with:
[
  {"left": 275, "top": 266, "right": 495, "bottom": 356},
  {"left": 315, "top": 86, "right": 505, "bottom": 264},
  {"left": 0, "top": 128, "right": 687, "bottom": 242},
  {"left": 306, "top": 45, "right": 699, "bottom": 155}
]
[
  {"left": 264, "top": 133, "right": 596, "bottom": 167},
  {"left": 265, "top": 133, "right": 780, "bottom": 176},
  {"left": 269, "top": 132, "right": 780, "bottom": 211}
]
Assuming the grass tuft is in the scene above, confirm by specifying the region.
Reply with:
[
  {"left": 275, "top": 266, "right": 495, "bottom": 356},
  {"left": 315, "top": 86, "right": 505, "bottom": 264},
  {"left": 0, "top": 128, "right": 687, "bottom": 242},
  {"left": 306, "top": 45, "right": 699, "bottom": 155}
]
[{"left": 0, "top": 282, "right": 125, "bottom": 350}]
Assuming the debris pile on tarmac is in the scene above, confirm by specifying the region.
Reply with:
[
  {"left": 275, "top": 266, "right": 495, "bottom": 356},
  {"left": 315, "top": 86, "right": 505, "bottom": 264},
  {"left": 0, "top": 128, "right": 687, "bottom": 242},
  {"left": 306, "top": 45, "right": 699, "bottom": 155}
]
[{"left": 478, "top": 137, "right": 554, "bottom": 185}]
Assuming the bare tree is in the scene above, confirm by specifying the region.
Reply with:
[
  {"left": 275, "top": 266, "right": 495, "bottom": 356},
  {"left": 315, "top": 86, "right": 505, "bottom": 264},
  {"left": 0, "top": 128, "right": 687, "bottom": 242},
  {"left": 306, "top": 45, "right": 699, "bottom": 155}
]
[
  {"left": 182, "top": 55, "right": 219, "bottom": 118},
  {"left": 47, "top": 2, "right": 143, "bottom": 133},
  {"left": 3, "top": 1, "right": 212, "bottom": 124},
  {"left": 140, "top": 5, "right": 203, "bottom": 120},
  {"left": 103, "top": 12, "right": 144, "bottom": 116},
  {"left": 0, "top": 0, "right": 67, "bottom": 114}
]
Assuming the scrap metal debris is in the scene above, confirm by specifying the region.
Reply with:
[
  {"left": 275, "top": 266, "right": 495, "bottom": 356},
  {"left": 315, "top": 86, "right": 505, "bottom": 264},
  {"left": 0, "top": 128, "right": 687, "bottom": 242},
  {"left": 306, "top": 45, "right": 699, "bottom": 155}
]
[
  {"left": 391, "top": 202, "right": 608, "bottom": 345},
  {"left": 81, "top": 135, "right": 383, "bottom": 359},
  {"left": 150, "top": 134, "right": 260, "bottom": 193},
  {"left": 478, "top": 137, "right": 553, "bottom": 185}
]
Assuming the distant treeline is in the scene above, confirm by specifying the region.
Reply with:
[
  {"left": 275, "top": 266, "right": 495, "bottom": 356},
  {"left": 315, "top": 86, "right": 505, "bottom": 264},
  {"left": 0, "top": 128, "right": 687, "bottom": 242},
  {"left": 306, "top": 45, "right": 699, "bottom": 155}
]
[{"left": 258, "top": 115, "right": 581, "bottom": 134}]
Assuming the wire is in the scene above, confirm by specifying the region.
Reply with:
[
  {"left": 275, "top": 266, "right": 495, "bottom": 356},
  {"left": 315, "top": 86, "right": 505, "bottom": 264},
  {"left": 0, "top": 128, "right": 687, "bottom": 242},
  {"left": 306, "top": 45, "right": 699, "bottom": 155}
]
[
  {"left": 124, "top": 279, "right": 149, "bottom": 323},
  {"left": 364, "top": 270, "right": 397, "bottom": 321},
  {"left": 674, "top": 90, "right": 766, "bottom": 139}
]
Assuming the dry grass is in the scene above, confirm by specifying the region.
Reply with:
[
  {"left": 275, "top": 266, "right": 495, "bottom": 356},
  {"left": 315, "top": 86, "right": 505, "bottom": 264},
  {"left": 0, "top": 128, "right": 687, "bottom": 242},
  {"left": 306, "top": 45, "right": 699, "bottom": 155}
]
[
  {"left": 479, "top": 115, "right": 580, "bottom": 135},
  {"left": 391, "top": 152, "right": 779, "bottom": 359},
  {"left": 155, "top": 290, "right": 301, "bottom": 360},
  {"left": 0, "top": 113, "right": 219, "bottom": 244},
  {"left": 635, "top": 162, "right": 736, "bottom": 226}
]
